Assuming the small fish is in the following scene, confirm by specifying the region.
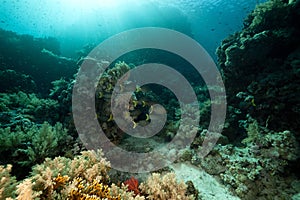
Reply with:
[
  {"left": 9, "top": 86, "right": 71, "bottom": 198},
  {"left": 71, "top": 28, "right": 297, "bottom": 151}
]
[
  {"left": 145, "top": 113, "right": 150, "bottom": 121},
  {"left": 149, "top": 105, "right": 154, "bottom": 114},
  {"left": 135, "top": 86, "right": 142, "bottom": 93},
  {"left": 251, "top": 99, "right": 256, "bottom": 107},
  {"left": 107, "top": 114, "right": 114, "bottom": 122},
  {"left": 107, "top": 84, "right": 113, "bottom": 91},
  {"left": 141, "top": 100, "right": 147, "bottom": 107},
  {"left": 132, "top": 120, "right": 138, "bottom": 129},
  {"left": 132, "top": 100, "right": 138, "bottom": 107},
  {"left": 98, "top": 92, "right": 103, "bottom": 98}
]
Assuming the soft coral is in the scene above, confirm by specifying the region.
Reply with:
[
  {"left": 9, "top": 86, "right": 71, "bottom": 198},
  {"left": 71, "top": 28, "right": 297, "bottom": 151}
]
[{"left": 124, "top": 177, "right": 140, "bottom": 195}]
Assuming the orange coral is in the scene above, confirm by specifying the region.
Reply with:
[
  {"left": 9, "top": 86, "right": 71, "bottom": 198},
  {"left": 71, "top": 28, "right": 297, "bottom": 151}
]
[
  {"left": 124, "top": 177, "right": 140, "bottom": 195},
  {"left": 69, "top": 177, "right": 120, "bottom": 200},
  {"left": 53, "top": 174, "right": 69, "bottom": 190}
]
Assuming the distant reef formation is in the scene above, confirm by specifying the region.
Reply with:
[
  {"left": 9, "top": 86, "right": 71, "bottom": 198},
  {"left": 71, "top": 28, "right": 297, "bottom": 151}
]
[
  {"left": 216, "top": 0, "right": 300, "bottom": 142},
  {"left": 0, "top": 29, "right": 77, "bottom": 95}
]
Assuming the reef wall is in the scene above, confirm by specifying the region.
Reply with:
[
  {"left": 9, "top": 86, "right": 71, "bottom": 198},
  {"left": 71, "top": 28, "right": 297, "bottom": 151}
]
[
  {"left": 216, "top": 0, "right": 300, "bottom": 141},
  {"left": 0, "top": 29, "right": 77, "bottom": 95}
]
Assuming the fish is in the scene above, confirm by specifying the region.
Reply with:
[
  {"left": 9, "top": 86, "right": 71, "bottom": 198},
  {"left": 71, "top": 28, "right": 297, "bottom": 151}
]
[{"left": 107, "top": 114, "right": 114, "bottom": 122}]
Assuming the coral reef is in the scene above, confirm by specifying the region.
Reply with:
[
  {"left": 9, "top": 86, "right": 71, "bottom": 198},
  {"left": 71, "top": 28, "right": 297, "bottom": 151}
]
[
  {"left": 197, "top": 119, "right": 299, "bottom": 199},
  {"left": 95, "top": 61, "right": 133, "bottom": 143},
  {"left": 214, "top": 1, "right": 300, "bottom": 197},
  {"left": 0, "top": 91, "right": 60, "bottom": 126},
  {"left": 1, "top": 1, "right": 299, "bottom": 198},
  {"left": 0, "top": 150, "right": 194, "bottom": 200},
  {"left": 216, "top": 0, "right": 300, "bottom": 139},
  {"left": 0, "top": 69, "right": 37, "bottom": 93},
  {"left": 0, "top": 58, "right": 204, "bottom": 198},
  {"left": 139, "top": 172, "right": 195, "bottom": 200},
  {"left": 48, "top": 78, "right": 76, "bottom": 135},
  {"left": 94, "top": 61, "right": 181, "bottom": 145},
  {"left": 17, "top": 122, "right": 70, "bottom": 166},
  {"left": 68, "top": 177, "right": 121, "bottom": 200},
  {"left": 15, "top": 150, "right": 111, "bottom": 199},
  {"left": 124, "top": 177, "right": 140, "bottom": 195},
  {"left": 0, "top": 89, "right": 78, "bottom": 179},
  {"left": 0, "top": 122, "right": 72, "bottom": 179},
  {"left": 212, "top": 1, "right": 300, "bottom": 197},
  {"left": 0, "top": 28, "right": 77, "bottom": 95},
  {"left": 0, "top": 165, "right": 17, "bottom": 199}
]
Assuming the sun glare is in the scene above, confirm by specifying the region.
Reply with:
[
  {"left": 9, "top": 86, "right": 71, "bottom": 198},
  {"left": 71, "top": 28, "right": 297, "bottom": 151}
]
[{"left": 69, "top": 0, "right": 132, "bottom": 10}]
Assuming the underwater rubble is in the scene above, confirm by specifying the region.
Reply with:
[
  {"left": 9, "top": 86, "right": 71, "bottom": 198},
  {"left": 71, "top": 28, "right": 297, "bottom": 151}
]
[{"left": 0, "top": 0, "right": 300, "bottom": 199}]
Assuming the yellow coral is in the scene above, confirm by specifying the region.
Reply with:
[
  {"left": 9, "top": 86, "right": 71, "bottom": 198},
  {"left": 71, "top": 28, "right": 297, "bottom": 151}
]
[
  {"left": 53, "top": 174, "right": 69, "bottom": 190},
  {"left": 69, "top": 177, "right": 120, "bottom": 200}
]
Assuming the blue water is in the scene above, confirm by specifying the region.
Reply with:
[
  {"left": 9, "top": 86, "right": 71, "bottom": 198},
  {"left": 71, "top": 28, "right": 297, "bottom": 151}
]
[{"left": 0, "top": 0, "right": 266, "bottom": 59}]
